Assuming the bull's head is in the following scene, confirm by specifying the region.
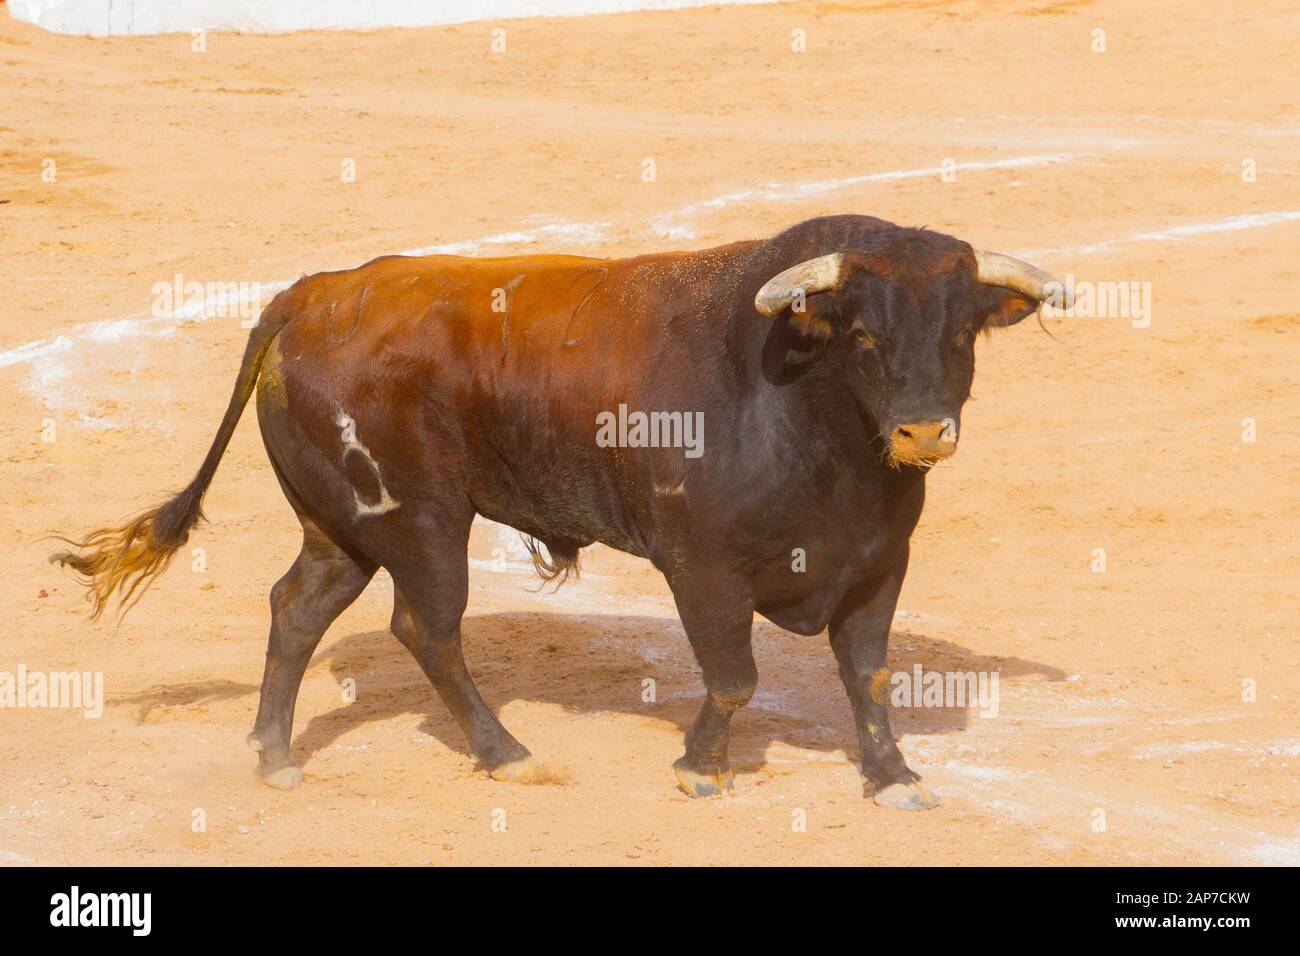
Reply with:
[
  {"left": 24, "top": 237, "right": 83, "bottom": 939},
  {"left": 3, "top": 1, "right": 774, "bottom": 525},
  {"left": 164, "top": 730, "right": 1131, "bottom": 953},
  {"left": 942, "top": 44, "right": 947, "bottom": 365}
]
[{"left": 754, "top": 234, "right": 1071, "bottom": 467}]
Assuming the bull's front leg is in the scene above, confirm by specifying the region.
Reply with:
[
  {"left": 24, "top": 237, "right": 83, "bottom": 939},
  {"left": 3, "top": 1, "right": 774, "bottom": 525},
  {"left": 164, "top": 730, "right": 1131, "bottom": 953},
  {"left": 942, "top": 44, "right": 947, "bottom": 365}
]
[
  {"left": 829, "top": 545, "right": 939, "bottom": 810},
  {"left": 668, "top": 569, "right": 757, "bottom": 797}
]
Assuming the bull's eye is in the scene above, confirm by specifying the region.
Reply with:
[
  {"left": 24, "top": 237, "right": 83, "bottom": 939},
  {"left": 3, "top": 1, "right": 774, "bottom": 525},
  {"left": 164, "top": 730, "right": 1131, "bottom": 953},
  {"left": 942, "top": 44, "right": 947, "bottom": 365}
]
[
  {"left": 852, "top": 327, "right": 876, "bottom": 349},
  {"left": 953, "top": 328, "right": 975, "bottom": 348}
]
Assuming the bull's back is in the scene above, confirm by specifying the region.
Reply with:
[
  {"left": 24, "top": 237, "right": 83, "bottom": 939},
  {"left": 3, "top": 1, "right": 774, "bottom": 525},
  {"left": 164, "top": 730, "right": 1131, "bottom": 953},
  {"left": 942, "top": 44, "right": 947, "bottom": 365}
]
[{"left": 262, "top": 247, "right": 748, "bottom": 554}]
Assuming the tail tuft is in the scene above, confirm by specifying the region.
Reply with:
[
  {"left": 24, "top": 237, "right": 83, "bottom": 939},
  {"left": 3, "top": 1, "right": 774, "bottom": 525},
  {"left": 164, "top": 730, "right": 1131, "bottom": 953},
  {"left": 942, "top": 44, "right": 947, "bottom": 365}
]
[
  {"left": 50, "top": 285, "right": 297, "bottom": 623},
  {"left": 521, "top": 535, "right": 581, "bottom": 588},
  {"left": 50, "top": 482, "right": 205, "bottom": 621}
]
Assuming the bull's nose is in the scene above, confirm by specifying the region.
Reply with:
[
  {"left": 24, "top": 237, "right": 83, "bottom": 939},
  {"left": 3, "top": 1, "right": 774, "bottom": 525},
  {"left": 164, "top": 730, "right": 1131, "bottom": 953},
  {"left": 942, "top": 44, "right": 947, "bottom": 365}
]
[{"left": 889, "top": 420, "right": 957, "bottom": 464}]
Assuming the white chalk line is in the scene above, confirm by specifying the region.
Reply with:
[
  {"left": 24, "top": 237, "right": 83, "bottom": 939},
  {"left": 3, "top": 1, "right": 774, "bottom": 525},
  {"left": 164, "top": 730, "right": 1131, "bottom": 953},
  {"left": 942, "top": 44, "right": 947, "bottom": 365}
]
[
  {"left": 649, "top": 153, "right": 1075, "bottom": 240},
  {"left": 929, "top": 716, "right": 1300, "bottom": 864},
  {"left": 1016, "top": 209, "right": 1300, "bottom": 260}
]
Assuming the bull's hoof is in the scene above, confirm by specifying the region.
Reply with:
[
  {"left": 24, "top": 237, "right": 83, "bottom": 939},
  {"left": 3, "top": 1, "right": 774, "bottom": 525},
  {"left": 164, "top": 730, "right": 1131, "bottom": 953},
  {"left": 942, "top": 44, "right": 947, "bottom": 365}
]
[
  {"left": 488, "top": 756, "right": 543, "bottom": 784},
  {"left": 872, "top": 779, "right": 939, "bottom": 811},
  {"left": 673, "top": 757, "right": 734, "bottom": 798},
  {"left": 259, "top": 766, "right": 305, "bottom": 791}
]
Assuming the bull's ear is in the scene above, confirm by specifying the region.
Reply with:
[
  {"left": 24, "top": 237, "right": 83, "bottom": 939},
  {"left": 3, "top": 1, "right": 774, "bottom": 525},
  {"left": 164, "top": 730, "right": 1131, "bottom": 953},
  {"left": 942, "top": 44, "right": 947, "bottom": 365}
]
[
  {"left": 979, "top": 284, "right": 1041, "bottom": 330},
  {"left": 754, "top": 252, "right": 848, "bottom": 341},
  {"left": 784, "top": 288, "right": 839, "bottom": 341}
]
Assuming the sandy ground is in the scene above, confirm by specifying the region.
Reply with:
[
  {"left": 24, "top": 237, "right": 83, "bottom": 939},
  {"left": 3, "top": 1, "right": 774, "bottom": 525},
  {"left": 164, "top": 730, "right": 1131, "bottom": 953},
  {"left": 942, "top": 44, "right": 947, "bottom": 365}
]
[{"left": 1, "top": 0, "right": 1298, "bottom": 866}]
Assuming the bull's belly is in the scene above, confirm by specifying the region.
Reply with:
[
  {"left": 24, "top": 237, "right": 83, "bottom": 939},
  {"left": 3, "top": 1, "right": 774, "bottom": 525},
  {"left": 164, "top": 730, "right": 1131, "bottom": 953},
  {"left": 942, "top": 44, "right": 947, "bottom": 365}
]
[
  {"left": 466, "top": 459, "right": 651, "bottom": 560},
  {"left": 756, "top": 599, "right": 842, "bottom": 638},
  {"left": 477, "top": 502, "right": 650, "bottom": 561},
  {"left": 749, "top": 521, "right": 903, "bottom": 636}
]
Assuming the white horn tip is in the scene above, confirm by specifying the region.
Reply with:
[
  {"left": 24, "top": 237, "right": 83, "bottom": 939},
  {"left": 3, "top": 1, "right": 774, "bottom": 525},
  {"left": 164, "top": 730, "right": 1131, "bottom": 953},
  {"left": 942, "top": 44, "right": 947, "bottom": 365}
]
[{"left": 1043, "top": 279, "right": 1075, "bottom": 310}]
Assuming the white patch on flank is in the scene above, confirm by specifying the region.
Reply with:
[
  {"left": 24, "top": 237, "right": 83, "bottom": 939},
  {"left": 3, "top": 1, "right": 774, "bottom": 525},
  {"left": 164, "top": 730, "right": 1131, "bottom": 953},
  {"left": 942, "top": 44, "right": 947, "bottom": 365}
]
[{"left": 336, "top": 410, "right": 400, "bottom": 518}]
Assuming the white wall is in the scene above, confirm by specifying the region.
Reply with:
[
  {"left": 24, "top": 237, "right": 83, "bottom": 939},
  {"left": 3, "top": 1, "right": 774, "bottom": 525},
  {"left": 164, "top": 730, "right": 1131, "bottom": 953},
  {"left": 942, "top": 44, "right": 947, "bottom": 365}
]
[{"left": 9, "top": 0, "right": 775, "bottom": 36}]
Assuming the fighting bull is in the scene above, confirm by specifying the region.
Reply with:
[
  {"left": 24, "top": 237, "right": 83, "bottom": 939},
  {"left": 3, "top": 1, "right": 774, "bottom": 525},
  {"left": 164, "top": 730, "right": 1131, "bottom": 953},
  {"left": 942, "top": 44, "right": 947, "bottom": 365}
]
[{"left": 53, "top": 214, "right": 1069, "bottom": 809}]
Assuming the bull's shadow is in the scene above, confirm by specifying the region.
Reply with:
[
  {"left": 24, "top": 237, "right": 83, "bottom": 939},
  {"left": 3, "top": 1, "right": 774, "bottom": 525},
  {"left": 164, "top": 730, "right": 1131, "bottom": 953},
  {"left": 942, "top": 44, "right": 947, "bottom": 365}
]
[{"left": 281, "top": 611, "right": 1065, "bottom": 775}]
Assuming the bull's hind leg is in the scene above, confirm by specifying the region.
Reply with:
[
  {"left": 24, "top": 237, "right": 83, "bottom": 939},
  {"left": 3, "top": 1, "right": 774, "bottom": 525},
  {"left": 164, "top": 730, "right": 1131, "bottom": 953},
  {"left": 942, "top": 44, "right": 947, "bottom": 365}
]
[
  {"left": 389, "top": 538, "right": 537, "bottom": 782},
  {"left": 248, "top": 520, "right": 375, "bottom": 790},
  {"left": 668, "top": 570, "right": 757, "bottom": 797}
]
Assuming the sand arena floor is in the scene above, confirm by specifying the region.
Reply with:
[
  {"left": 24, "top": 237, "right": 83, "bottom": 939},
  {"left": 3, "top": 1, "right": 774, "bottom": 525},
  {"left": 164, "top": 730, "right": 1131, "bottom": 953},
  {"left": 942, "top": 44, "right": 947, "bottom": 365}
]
[{"left": 1, "top": 1, "right": 1297, "bottom": 865}]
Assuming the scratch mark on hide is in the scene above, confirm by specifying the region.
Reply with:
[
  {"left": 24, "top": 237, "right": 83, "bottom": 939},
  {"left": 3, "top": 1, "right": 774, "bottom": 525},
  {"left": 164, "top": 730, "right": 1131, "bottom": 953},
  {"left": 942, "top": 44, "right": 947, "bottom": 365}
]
[
  {"left": 324, "top": 285, "right": 367, "bottom": 348},
  {"left": 653, "top": 479, "right": 686, "bottom": 497},
  {"left": 563, "top": 266, "right": 607, "bottom": 347},
  {"left": 499, "top": 273, "right": 525, "bottom": 364}
]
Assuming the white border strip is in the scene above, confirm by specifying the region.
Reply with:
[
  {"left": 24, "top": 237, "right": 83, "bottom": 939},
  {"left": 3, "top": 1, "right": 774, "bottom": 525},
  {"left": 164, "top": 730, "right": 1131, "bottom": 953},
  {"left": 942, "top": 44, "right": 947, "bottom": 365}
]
[{"left": 8, "top": 0, "right": 780, "bottom": 37}]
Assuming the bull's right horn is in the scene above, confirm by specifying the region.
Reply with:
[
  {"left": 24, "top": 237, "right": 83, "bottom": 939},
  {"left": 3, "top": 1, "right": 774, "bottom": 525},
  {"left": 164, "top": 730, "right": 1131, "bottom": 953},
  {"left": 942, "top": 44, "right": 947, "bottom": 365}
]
[{"left": 754, "top": 253, "right": 846, "bottom": 316}]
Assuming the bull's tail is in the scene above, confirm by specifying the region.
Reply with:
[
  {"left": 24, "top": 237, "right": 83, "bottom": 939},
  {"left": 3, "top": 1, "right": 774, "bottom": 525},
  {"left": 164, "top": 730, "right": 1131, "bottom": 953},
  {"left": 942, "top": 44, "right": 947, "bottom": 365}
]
[{"left": 50, "top": 290, "right": 296, "bottom": 620}]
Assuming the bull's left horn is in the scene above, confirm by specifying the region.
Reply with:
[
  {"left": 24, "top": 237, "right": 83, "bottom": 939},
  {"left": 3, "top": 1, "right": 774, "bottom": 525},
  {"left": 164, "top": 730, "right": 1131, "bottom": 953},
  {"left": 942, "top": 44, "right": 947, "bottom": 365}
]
[
  {"left": 974, "top": 250, "right": 1074, "bottom": 309},
  {"left": 754, "top": 253, "right": 846, "bottom": 316}
]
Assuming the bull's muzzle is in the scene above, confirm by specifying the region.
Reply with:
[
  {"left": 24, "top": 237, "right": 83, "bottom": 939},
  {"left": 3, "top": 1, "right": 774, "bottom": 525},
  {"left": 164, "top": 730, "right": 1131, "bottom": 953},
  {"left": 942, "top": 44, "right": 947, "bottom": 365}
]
[{"left": 888, "top": 420, "right": 957, "bottom": 466}]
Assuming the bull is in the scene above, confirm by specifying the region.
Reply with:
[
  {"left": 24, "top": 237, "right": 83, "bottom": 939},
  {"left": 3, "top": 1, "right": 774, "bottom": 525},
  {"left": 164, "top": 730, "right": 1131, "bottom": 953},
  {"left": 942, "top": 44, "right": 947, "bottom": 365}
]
[{"left": 53, "top": 214, "right": 1068, "bottom": 809}]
